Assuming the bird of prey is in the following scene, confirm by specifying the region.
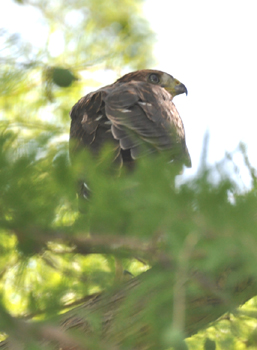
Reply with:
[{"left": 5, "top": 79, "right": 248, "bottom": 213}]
[{"left": 70, "top": 69, "right": 191, "bottom": 195}]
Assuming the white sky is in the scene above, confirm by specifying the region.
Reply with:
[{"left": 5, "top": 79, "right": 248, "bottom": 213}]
[
  {"left": 1, "top": 0, "right": 257, "bottom": 187},
  {"left": 144, "top": 0, "right": 257, "bottom": 186}
]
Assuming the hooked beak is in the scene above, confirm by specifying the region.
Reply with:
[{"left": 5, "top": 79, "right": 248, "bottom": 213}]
[
  {"left": 174, "top": 82, "right": 188, "bottom": 96},
  {"left": 164, "top": 79, "right": 188, "bottom": 97}
]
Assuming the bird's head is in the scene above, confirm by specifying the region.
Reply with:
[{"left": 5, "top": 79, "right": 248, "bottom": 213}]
[
  {"left": 116, "top": 69, "right": 187, "bottom": 97},
  {"left": 148, "top": 70, "right": 188, "bottom": 97}
]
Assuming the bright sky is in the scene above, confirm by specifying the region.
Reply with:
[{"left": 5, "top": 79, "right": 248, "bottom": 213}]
[
  {"left": 144, "top": 0, "right": 257, "bottom": 186},
  {"left": 1, "top": 0, "right": 257, "bottom": 187}
]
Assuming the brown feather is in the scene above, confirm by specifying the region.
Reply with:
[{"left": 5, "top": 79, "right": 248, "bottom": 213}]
[{"left": 69, "top": 69, "right": 191, "bottom": 174}]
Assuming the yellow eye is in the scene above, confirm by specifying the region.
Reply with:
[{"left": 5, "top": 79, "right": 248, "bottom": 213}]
[{"left": 149, "top": 74, "right": 160, "bottom": 84}]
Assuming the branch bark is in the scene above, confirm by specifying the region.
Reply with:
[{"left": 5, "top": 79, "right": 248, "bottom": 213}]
[{"left": 0, "top": 266, "right": 256, "bottom": 350}]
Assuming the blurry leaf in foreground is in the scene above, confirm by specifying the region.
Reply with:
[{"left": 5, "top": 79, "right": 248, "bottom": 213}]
[
  {"left": 52, "top": 67, "right": 78, "bottom": 87},
  {"left": 162, "top": 327, "right": 188, "bottom": 350},
  {"left": 204, "top": 338, "right": 216, "bottom": 350},
  {"left": 246, "top": 327, "right": 257, "bottom": 347}
]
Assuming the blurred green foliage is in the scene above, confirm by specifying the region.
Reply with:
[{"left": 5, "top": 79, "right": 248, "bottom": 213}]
[
  {"left": 1, "top": 123, "right": 257, "bottom": 349},
  {"left": 1, "top": 1, "right": 257, "bottom": 349}
]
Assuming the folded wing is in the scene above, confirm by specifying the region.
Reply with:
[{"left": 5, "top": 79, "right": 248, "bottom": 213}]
[{"left": 70, "top": 81, "right": 191, "bottom": 167}]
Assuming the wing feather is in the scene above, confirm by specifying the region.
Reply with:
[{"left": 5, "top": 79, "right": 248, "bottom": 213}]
[
  {"left": 70, "top": 80, "right": 191, "bottom": 167},
  {"left": 70, "top": 88, "right": 121, "bottom": 161},
  {"left": 103, "top": 81, "right": 191, "bottom": 165}
]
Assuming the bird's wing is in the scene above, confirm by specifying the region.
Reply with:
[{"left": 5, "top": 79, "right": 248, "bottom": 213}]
[
  {"left": 103, "top": 81, "right": 191, "bottom": 166},
  {"left": 70, "top": 81, "right": 191, "bottom": 167},
  {"left": 69, "top": 87, "right": 122, "bottom": 162}
]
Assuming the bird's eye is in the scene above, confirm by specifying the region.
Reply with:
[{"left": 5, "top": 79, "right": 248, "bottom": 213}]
[{"left": 149, "top": 74, "right": 160, "bottom": 84}]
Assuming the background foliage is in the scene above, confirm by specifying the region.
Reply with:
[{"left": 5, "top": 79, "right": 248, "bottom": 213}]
[{"left": 1, "top": 1, "right": 257, "bottom": 349}]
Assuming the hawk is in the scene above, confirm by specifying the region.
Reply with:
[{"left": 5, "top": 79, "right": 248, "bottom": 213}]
[{"left": 70, "top": 69, "right": 191, "bottom": 195}]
